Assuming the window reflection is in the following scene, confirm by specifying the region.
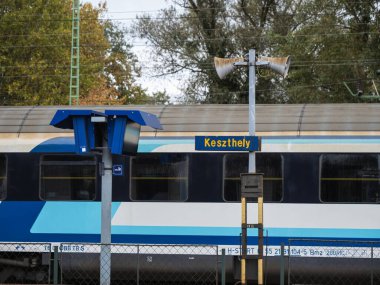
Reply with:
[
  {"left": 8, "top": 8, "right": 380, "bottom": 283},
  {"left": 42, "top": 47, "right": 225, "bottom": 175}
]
[
  {"left": 130, "top": 154, "right": 188, "bottom": 201},
  {"left": 40, "top": 155, "right": 97, "bottom": 200},
  {"left": 223, "top": 153, "right": 283, "bottom": 202},
  {"left": 321, "top": 154, "right": 380, "bottom": 203}
]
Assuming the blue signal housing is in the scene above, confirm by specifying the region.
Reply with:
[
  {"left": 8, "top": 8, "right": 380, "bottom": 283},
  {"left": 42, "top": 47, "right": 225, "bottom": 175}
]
[
  {"left": 105, "top": 110, "right": 162, "bottom": 155},
  {"left": 50, "top": 109, "right": 162, "bottom": 155},
  {"left": 50, "top": 110, "right": 105, "bottom": 154}
]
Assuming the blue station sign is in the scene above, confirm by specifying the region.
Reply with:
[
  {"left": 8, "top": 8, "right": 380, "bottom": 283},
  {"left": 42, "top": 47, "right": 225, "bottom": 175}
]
[
  {"left": 195, "top": 136, "right": 260, "bottom": 151},
  {"left": 112, "top": 164, "right": 123, "bottom": 176}
]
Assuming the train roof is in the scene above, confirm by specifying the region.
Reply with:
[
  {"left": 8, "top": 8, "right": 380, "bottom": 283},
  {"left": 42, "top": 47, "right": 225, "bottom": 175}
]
[{"left": 1, "top": 104, "right": 380, "bottom": 136}]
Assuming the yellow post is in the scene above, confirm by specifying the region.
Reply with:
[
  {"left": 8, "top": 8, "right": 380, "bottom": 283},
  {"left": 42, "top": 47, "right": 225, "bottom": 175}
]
[
  {"left": 241, "top": 196, "right": 247, "bottom": 284},
  {"left": 240, "top": 173, "right": 264, "bottom": 285}
]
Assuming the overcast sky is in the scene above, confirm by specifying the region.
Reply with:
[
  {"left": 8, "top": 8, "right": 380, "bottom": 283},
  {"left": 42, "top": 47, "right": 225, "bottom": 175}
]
[{"left": 84, "top": 0, "right": 182, "bottom": 102}]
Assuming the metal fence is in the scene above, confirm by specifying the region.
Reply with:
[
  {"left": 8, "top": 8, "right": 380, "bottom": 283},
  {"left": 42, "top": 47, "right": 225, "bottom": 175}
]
[
  {"left": 0, "top": 242, "right": 52, "bottom": 284},
  {"left": 7, "top": 239, "right": 380, "bottom": 284},
  {"left": 288, "top": 239, "right": 380, "bottom": 285},
  {"left": 0, "top": 243, "right": 219, "bottom": 284}
]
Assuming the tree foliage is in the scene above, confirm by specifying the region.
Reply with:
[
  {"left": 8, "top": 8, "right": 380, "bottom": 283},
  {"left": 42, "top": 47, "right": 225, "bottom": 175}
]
[
  {"left": 0, "top": 0, "right": 150, "bottom": 106},
  {"left": 135, "top": 0, "right": 380, "bottom": 103}
]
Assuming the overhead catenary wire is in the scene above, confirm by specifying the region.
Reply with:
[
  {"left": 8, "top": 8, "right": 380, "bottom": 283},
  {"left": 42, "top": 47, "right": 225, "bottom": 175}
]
[
  {"left": 1, "top": 30, "right": 380, "bottom": 39},
  {"left": 0, "top": 70, "right": 374, "bottom": 97},
  {"left": 1, "top": 59, "right": 379, "bottom": 71},
  {"left": 0, "top": 2, "right": 378, "bottom": 22},
  {"left": 0, "top": 16, "right": 378, "bottom": 32},
  {"left": 0, "top": 60, "right": 380, "bottom": 78},
  {"left": 1, "top": 31, "right": 379, "bottom": 49}
]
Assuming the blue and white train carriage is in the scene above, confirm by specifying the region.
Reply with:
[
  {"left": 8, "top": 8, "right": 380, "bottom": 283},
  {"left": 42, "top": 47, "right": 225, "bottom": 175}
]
[{"left": 0, "top": 104, "right": 380, "bottom": 283}]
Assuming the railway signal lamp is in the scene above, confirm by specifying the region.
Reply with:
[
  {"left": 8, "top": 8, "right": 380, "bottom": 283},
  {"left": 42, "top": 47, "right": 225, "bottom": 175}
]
[
  {"left": 50, "top": 109, "right": 162, "bottom": 155},
  {"left": 105, "top": 110, "right": 162, "bottom": 155},
  {"left": 50, "top": 108, "right": 162, "bottom": 285},
  {"left": 49, "top": 109, "right": 106, "bottom": 154}
]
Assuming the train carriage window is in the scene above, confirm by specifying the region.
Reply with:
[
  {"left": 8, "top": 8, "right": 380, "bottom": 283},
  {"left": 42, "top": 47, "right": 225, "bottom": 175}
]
[
  {"left": 0, "top": 155, "right": 6, "bottom": 200},
  {"left": 320, "top": 154, "right": 380, "bottom": 203},
  {"left": 130, "top": 154, "right": 188, "bottom": 201},
  {"left": 223, "top": 153, "right": 283, "bottom": 202},
  {"left": 40, "top": 155, "right": 97, "bottom": 201}
]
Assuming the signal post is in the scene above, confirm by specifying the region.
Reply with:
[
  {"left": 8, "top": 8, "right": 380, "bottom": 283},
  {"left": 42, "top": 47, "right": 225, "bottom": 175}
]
[
  {"left": 50, "top": 109, "right": 162, "bottom": 285},
  {"left": 240, "top": 173, "right": 264, "bottom": 285}
]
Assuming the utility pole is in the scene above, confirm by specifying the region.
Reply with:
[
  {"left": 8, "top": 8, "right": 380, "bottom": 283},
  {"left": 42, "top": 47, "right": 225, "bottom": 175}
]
[
  {"left": 214, "top": 50, "right": 290, "bottom": 285},
  {"left": 69, "top": 0, "right": 80, "bottom": 105},
  {"left": 0, "top": 67, "right": 4, "bottom": 105}
]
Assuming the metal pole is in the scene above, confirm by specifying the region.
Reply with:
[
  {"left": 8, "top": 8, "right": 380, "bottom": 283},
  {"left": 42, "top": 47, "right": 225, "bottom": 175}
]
[
  {"left": 241, "top": 196, "right": 247, "bottom": 284},
  {"left": 137, "top": 245, "right": 140, "bottom": 285},
  {"left": 0, "top": 67, "right": 4, "bottom": 105},
  {"left": 240, "top": 48, "right": 254, "bottom": 285},
  {"left": 287, "top": 243, "right": 291, "bottom": 285},
  {"left": 248, "top": 49, "right": 256, "bottom": 173},
  {"left": 221, "top": 248, "right": 226, "bottom": 285},
  {"left": 258, "top": 195, "right": 264, "bottom": 285},
  {"left": 100, "top": 134, "right": 112, "bottom": 285},
  {"left": 69, "top": 0, "right": 80, "bottom": 105},
  {"left": 280, "top": 243, "right": 285, "bottom": 285},
  {"left": 53, "top": 245, "right": 59, "bottom": 285},
  {"left": 249, "top": 49, "right": 265, "bottom": 285},
  {"left": 371, "top": 246, "right": 374, "bottom": 285}
]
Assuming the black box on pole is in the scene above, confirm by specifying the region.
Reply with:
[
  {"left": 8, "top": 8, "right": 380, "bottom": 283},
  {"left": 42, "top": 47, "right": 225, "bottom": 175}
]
[{"left": 240, "top": 173, "right": 263, "bottom": 198}]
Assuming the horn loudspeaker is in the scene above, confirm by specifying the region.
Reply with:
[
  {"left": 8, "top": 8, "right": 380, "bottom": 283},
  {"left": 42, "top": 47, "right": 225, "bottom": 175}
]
[
  {"left": 258, "top": 56, "right": 291, "bottom": 78},
  {"left": 214, "top": 57, "right": 244, "bottom": 79}
]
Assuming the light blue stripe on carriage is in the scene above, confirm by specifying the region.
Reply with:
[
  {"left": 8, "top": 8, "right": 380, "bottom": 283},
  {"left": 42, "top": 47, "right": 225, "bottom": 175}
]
[
  {"left": 31, "top": 201, "right": 380, "bottom": 239},
  {"left": 137, "top": 139, "right": 194, "bottom": 152},
  {"left": 137, "top": 137, "right": 380, "bottom": 152},
  {"left": 32, "top": 136, "right": 380, "bottom": 153},
  {"left": 30, "top": 202, "right": 120, "bottom": 234}
]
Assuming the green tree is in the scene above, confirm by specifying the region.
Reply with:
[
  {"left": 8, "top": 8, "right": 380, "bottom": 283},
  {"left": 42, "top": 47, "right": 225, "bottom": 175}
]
[
  {"left": 102, "top": 20, "right": 150, "bottom": 104},
  {"left": 76, "top": 3, "right": 152, "bottom": 105},
  {"left": 135, "top": 0, "right": 380, "bottom": 103},
  {"left": 280, "top": 0, "right": 380, "bottom": 103},
  {"left": 135, "top": 1, "right": 244, "bottom": 104},
  {"left": 0, "top": 0, "right": 72, "bottom": 105},
  {"left": 147, "top": 90, "right": 171, "bottom": 105},
  {"left": 0, "top": 0, "right": 148, "bottom": 105}
]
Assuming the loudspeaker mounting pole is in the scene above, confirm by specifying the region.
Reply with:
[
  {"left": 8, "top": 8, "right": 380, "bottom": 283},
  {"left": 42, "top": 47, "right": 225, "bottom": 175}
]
[{"left": 213, "top": 49, "right": 290, "bottom": 285}]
